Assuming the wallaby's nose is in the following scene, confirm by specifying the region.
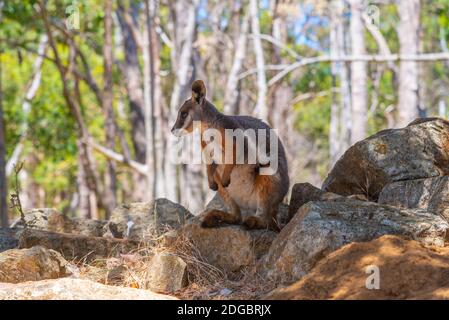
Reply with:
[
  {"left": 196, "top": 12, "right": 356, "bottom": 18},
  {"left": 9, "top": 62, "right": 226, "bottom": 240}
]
[{"left": 171, "top": 126, "right": 180, "bottom": 137}]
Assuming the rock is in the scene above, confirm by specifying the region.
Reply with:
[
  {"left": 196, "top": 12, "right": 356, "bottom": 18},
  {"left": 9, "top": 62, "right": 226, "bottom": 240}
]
[
  {"left": 261, "top": 200, "right": 449, "bottom": 283},
  {"left": 145, "top": 252, "right": 187, "bottom": 293},
  {"left": 0, "top": 228, "right": 19, "bottom": 253},
  {"left": 181, "top": 224, "right": 254, "bottom": 273},
  {"left": 0, "top": 246, "right": 74, "bottom": 283},
  {"left": 10, "top": 208, "right": 120, "bottom": 238},
  {"left": 111, "top": 198, "right": 193, "bottom": 242},
  {"left": 204, "top": 193, "right": 289, "bottom": 226},
  {"left": 265, "top": 235, "right": 449, "bottom": 300},
  {"left": 11, "top": 208, "right": 69, "bottom": 232},
  {"left": 0, "top": 278, "right": 177, "bottom": 300},
  {"left": 70, "top": 219, "right": 121, "bottom": 238},
  {"left": 322, "top": 118, "right": 449, "bottom": 200},
  {"left": 288, "top": 183, "right": 341, "bottom": 222},
  {"left": 378, "top": 176, "right": 449, "bottom": 221},
  {"left": 18, "top": 229, "right": 138, "bottom": 262},
  {"left": 248, "top": 230, "right": 278, "bottom": 260}
]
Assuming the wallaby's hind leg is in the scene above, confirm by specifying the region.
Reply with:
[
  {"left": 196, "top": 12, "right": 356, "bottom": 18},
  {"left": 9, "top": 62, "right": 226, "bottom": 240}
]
[
  {"left": 243, "top": 175, "right": 280, "bottom": 231},
  {"left": 243, "top": 204, "right": 280, "bottom": 231},
  {"left": 201, "top": 174, "right": 242, "bottom": 228}
]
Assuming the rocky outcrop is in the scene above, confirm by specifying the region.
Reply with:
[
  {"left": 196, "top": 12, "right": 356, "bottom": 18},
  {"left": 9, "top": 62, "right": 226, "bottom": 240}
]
[
  {"left": 181, "top": 224, "right": 254, "bottom": 273},
  {"left": 205, "top": 193, "right": 289, "bottom": 225},
  {"left": 111, "top": 198, "right": 193, "bottom": 242},
  {"left": 18, "top": 229, "right": 138, "bottom": 262},
  {"left": 0, "top": 246, "right": 75, "bottom": 283},
  {"left": 248, "top": 230, "right": 278, "bottom": 260},
  {"left": 0, "top": 278, "right": 177, "bottom": 300},
  {"left": 322, "top": 119, "right": 449, "bottom": 200},
  {"left": 379, "top": 176, "right": 449, "bottom": 221},
  {"left": 180, "top": 216, "right": 278, "bottom": 273},
  {"left": 11, "top": 209, "right": 120, "bottom": 238},
  {"left": 10, "top": 208, "right": 68, "bottom": 231},
  {"left": 261, "top": 200, "right": 449, "bottom": 283},
  {"left": 145, "top": 252, "right": 187, "bottom": 293},
  {"left": 265, "top": 235, "right": 449, "bottom": 300},
  {"left": 288, "top": 183, "right": 347, "bottom": 222},
  {"left": 0, "top": 228, "right": 19, "bottom": 253}
]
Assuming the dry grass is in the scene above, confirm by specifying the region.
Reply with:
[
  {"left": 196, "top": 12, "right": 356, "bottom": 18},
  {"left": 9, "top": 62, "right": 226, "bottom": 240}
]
[{"left": 74, "top": 225, "right": 277, "bottom": 300}]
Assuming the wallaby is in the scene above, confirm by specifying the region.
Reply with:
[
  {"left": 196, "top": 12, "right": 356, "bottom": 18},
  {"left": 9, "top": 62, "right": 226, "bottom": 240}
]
[{"left": 171, "top": 80, "right": 289, "bottom": 231}]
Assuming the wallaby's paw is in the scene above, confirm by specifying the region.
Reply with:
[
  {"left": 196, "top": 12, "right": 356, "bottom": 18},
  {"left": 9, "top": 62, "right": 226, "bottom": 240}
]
[
  {"left": 222, "top": 176, "right": 231, "bottom": 188},
  {"left": 201, "top": 210, "right": 222, "bottom": 228},
  {"left": 243, "top": 216, "right": 266, "bottom": 230},
  {"left": 269, "top": 220, "right": 281, "bottom": 232},
  {"left": 208, "top": 181, "right": 218, "bottom": 191}
]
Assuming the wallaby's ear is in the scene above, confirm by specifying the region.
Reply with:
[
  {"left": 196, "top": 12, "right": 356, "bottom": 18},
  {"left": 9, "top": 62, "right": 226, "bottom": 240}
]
[{"left": 192, "top": 80, "right": 206, "bottom": 104}]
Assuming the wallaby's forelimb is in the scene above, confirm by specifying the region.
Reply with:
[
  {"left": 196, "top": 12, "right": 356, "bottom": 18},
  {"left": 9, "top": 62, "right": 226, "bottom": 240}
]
[
  {"left": 201, "top": 172, "right": 242, "bottom": 228},
  {"left": 220, "top": 164, "right": 234, "bottom": 187},
  {"left": 206, "top": 162, "right": 218, "bottom": 191}
]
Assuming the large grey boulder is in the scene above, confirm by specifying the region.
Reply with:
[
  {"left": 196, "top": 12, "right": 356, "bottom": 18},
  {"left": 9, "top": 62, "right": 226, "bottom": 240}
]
[
  {"left": 10, "top": 208, "right": 119, "bottom": 238},
  {"left": 0, "top": 228, "right": 19, "bottom": 253},
  {"left": 181, "top": 224, "right": 255, "bottom": 273},
  {"left": 322, "top": 118, "right": 449, "bottom": 200},
  {"left": 288, "top": 183, "right": 343, "bottom": 222},
  {"left": 111, "top": 198, "right": 193, "bottom": 242},
  {"left": 378, "top": 176, "right": 449, "bottom": 221},
  {"left": 261, "top": 200, "right": 449, "bottom": 283},
  {"left": 19, "top": 229, "right": 138, "bottom": 262}
]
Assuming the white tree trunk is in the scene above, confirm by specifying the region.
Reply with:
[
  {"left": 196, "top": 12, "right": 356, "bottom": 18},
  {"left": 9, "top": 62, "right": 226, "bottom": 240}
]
[
  {"left": 249, "top": 0, "right": 268, "bottom": 122},
  {"left": 165, "top": 0, "right": 199, "bottom": 204},
  {"left": 349, "top": 0, "right": 367, "bottom": 144},
  {"left": 223, "top": 12, "right": 249, "bottom": 115},
  {"left": 329, "top": 3, "right": 341, "bottom": 166},
  {"left": 6, "top": 34, "right": 48, "bottom": 176},
  {"left": 330, "top": 1, "right": 351, "bottom": 164},
  {"left": 142, "top": 0, "right": 155, "bottom": 200},
  {"left": 397, "top": 0, "right": 420, "bottom": 127}
]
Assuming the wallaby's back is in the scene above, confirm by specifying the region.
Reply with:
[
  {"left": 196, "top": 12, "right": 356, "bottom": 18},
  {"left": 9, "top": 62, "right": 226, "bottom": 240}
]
[{"left": 229, "top": 115, "right": 289, "bottom": 200}]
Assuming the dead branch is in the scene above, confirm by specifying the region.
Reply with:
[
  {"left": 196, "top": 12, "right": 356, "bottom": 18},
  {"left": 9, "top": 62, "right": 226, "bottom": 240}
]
[{"left": 9, "top": 162, "right": 25, "bottom": 227}]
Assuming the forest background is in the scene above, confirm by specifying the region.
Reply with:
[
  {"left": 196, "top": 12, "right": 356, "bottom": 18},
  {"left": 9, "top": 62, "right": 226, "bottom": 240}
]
[{"left": 0, "top": 0, "right": 448, "bottom": 224}]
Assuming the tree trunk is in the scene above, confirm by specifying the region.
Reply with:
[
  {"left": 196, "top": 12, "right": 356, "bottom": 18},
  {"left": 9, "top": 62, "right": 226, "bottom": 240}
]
[
  {"left": 166, "top": 0, "right": 199, "bottom": 206},
  {"left": 249, "top": 0, "right": 268, "bottom": 122},
  {"left": 223, "top": 9, "right": 249, "bottom": 115},
  {"left": 6, "top": 34, "right": 47, "bottom": 176},
  {"left": 268, "top": 0, "right": 294, "bottom": 161},
  {"left": 76, "top": 140, "right": 92, "bottom": 219},
  {"left": 330, "top": 1, "right": 351, "bottom": 164},
  {"left": 116, "top": 6, "right": 148, "bottom": 201},
  {"left": 102, "top": 0, "right": 117, "bottom": 218},
  {"left": 0, "top": 49, "right": 8, "bottom": 228},
  {"left": 349, "top": 0, "right": 367, "bottom": 144},
  {"left": 148, "top": 1, "right": 166, "bottom": 199},
  {"left": 397, "top": 0, "right": 420, "bottom": 127},
  {"left": 329, "top": 3, "right": 342, "bottom": 166},
  {"left": 38, "top": 1, "right": 104, "bottom": 217}
]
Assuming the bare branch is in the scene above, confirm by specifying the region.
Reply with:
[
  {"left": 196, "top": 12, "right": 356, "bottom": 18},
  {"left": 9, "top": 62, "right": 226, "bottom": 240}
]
[
  {"left": 267, "top": 53, "right": 449, "bottom": 86},
  {"left": 249, "top": 33, "right": 301, "bottom": 60},
  {"left": 88, "top": 139, "right": 148, "bottom": 175},
  {"left": 9, "top": 162, "right": 25, "bottom": 227},
  {"left": 362, "top": 12, "right": 397, "bottom": 73}
]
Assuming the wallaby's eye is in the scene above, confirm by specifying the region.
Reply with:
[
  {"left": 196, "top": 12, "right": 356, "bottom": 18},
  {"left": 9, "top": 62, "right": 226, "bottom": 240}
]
[{"left": 181, "top": 112, "right": 188, "bottom": 119}]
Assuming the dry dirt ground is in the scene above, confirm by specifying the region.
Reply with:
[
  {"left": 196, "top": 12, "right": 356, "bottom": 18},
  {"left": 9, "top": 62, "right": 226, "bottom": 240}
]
[{"left": 266, "top": 235, "right": 449, "bottom": 300}]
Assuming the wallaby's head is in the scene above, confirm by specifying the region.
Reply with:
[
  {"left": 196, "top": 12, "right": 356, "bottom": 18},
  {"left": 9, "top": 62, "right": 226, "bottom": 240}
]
[{"left": 171, "top": 80, "right": 207, "bottom": 137}]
